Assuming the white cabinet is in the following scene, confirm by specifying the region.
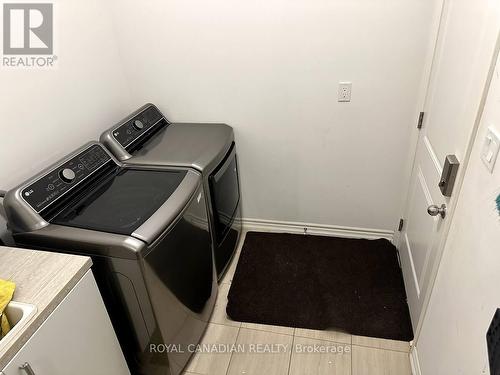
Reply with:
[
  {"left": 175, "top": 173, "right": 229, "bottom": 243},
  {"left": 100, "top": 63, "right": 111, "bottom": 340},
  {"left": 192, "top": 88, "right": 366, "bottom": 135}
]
[{"left": 1, "top": 270, "right": 130, "bottom": 375}]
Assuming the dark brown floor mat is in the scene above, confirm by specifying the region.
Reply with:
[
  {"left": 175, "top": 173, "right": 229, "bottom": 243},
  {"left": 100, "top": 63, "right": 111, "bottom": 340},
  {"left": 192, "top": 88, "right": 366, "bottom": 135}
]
[{"left": 226, "top": 232, "right": 413, "bottom": 341}]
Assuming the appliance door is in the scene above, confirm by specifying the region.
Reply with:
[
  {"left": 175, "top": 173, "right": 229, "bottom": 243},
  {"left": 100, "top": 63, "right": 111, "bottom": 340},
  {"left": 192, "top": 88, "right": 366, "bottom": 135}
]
[
  {"left": 141, "top": 184, "right": 216, "bottom": 375},
  {"left": 209, "top": 143, "right": 240, "bottom": 245}
]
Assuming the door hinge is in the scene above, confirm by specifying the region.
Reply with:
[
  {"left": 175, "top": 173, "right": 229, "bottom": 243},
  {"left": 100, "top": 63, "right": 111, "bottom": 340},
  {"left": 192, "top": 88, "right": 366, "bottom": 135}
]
[
  {"left": 417, "top": 111, "right": 425, "bottom": 129},
  {"left": 398, "top": 218, "right": 404, "bottom": 231}
]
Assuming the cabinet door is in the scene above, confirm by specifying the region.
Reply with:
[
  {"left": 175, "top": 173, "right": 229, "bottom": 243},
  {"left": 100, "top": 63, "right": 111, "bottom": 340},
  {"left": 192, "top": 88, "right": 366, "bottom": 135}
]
[{"left": 2, "top": 270, "right": 130, "bottom": 375}]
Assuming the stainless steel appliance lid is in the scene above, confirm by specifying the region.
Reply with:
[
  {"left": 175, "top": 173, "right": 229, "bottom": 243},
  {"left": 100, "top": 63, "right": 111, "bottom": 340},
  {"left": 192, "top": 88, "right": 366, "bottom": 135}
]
[
  {"left": 51, "top": 167, "right": 189, "bottom": 236},
  {"left": 4, "top": 141, "right": 202, "bottom": 246},
  {"left": 10, "top": 168, "right": 202, "bottom": 255},
  {"left": 127, "top": 122, "right": 234, "bottom": 174}
]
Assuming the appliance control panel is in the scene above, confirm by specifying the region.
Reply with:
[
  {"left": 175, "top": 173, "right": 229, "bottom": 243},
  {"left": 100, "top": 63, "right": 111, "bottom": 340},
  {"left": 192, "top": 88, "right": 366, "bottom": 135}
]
[
  {"left": 22, "top": 144, "right": 112, "bottom": 213},
  {"left": 112, "top": 105, "right": 164, "bottom": 149}
]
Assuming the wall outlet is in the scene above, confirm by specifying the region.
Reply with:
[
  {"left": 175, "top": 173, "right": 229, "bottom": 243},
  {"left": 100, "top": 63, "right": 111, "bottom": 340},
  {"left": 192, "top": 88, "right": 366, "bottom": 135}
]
[
  {"left": 481, "top": 127, "right": 500, "bottom": 173},
  {"left": 338, "top": 82, "right": 352, "bottom": 102}
]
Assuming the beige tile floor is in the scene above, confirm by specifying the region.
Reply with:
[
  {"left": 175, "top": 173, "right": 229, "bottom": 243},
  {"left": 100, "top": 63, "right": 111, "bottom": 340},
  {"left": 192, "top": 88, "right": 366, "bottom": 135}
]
[{"left": 184, "top": 231, "right": 412, "bottom": 375}]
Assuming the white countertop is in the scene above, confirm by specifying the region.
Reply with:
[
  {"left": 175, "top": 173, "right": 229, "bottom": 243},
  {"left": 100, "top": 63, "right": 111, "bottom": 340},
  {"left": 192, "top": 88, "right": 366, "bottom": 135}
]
[{"left": 0, "top": 246, "right": 92, "bottom": 369}]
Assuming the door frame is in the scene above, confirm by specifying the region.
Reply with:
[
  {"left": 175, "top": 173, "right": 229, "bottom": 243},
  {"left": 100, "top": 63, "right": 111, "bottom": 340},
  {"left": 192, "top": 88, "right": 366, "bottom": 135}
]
[{"left": 395, "top": 2, "right": 500, "bottom": 344}]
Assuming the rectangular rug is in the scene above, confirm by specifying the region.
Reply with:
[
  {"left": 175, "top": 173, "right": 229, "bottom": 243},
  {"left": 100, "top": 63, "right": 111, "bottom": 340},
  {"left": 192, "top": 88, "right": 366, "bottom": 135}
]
[{"left": 226, "top": 232, "right": 413, "bottom": 341}]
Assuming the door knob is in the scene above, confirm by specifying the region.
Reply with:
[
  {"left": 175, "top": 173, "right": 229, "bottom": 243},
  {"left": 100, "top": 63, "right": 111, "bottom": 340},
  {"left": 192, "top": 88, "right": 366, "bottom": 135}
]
[
  {"left": 427, "top": 204, "right": 446, "bottom": 218},
  {"left": 19, "top": 362, "right": 36, "bottom": 375}
]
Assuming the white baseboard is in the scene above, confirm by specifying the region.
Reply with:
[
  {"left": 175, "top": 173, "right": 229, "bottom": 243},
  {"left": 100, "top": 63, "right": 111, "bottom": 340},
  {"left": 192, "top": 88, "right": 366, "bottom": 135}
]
[
  {"left": 242, "top": 218, "right": 394, "bottom": 241},
  {"left": 410, "top": 345, "right": 422, "bottom": 375}
]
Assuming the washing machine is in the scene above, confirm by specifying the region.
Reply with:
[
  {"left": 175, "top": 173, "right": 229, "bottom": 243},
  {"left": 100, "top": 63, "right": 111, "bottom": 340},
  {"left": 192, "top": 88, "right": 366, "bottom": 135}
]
[
  {"left": 3, "top": 142, "right": 217, "bottom": 375},
  {"left": 100, "top": 104, "right": 242, "bottom": 280}
]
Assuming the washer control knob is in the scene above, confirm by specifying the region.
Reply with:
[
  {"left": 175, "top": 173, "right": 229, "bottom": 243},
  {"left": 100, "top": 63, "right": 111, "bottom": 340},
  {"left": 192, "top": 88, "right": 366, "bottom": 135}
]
[
  {"left": 60, "top": 168, "right": 76, "bottom": 183},
  {"left": 133, "top": 120, "right": 144, "bottom": 130}
]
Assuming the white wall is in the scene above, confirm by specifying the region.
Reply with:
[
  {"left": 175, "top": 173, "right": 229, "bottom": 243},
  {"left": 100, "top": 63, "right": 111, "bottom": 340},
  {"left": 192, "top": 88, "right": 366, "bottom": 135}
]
[
  {"left": 0, "top": 0, "right": 134, "bottom": 240},
  {"left": 107, "top": 0, "right": 436, "bottom": 231},
  {"left": 0, "top": 0, "right": 132, "bottom": 190},
  {"left": 416, "top": 45, "right": 500, "bottom": 374},
  {"left": 0, "top": 0, "right": 441, "bottom": 234}
]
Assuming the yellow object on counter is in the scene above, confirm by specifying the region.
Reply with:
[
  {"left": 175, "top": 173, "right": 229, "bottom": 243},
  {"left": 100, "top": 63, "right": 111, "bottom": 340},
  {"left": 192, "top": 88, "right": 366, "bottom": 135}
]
[{"left": 0, "top": 279, "right": 16, "bottom": 338}]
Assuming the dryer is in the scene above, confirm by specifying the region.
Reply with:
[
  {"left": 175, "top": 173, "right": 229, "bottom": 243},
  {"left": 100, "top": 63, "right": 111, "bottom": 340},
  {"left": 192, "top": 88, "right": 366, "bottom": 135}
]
[
  {"left": 100, "top": 104, "right": 242, "bottom": 280},
  {"left": 3, "top": 142, "right": 216, "bottom": 375}
]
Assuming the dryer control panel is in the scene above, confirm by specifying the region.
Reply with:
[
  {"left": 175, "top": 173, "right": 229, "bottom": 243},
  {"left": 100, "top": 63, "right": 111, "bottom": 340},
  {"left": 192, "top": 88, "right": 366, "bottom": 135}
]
[
  {"left": 112, "top": 105, "right": 165, "bottom": 149},
  {"left": 21, "top": 144, "right": 112, "bottom": 213}
]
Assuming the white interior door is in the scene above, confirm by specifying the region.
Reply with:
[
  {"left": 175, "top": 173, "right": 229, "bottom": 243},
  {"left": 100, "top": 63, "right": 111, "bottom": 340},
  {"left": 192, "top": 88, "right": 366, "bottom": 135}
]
[{"left": 399, "top": 0, "right": 500, "bottom": 335}]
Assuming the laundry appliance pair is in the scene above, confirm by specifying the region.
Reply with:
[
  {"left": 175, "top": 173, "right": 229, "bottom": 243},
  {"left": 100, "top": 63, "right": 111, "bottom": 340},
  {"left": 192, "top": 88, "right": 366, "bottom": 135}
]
[{"left": 3, "top": 104, "right": 242, "bottom": 375}]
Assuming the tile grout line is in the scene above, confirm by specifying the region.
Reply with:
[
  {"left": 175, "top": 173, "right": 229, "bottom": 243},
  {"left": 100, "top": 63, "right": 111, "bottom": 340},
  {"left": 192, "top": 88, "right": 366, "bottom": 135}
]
[
  {"left": 224, "top": 325, "right": 242, "bottom": 375},
  {"left": 351, "top": 330, "right": 353, "bottom": 375},
  {"left": 293, "top": 336, "right": 353, "bottom": 348},
  {"left": 351, "top": 336, "right": 354, "bottom": 375},
  {"left": 287, "top": 333, "right": 296, "bottom": 375},
  {"left": 293, "top": 332, "right": 351, "bottom": 345},
  {"left": 351, "top": 343, "right": 411, "bottom": 354},
  {"left": 207, "top": 320, "right": 241, "bottom": 329},
  {"left": 183, "top": 370, "right": 204, "bottom": 375},
  {"left": 238, "top": 324, "right": 294, "bottom": 336}
]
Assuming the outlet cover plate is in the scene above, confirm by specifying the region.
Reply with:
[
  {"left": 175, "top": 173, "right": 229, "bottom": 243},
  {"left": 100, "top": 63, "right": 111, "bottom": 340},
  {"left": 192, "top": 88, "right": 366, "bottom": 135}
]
[
  {"left": 338, "top": 82, "right": 352, "bottom": 102},
  {"left": 481, "top": 127, "right": 500, "bottom": 173}
]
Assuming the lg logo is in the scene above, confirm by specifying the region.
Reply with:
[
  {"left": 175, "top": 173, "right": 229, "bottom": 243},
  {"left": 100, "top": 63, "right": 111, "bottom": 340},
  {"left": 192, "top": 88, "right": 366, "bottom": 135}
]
[{"left": 2, "top": 3, "right": 53, "bottom": 55}]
